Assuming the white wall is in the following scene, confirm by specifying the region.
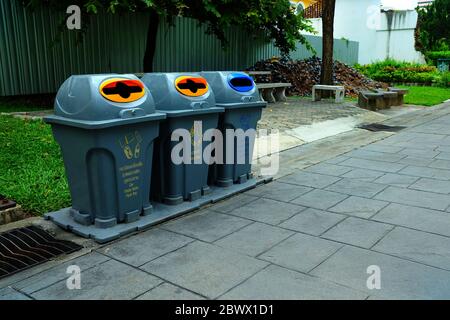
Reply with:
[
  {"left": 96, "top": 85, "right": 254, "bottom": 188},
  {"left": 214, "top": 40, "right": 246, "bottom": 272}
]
[
  {"left": 303, "top": 0, "right": 425, "bottom": 64},
  {"left": 376, "top": 10, "right": 425, "bottom": 63}
]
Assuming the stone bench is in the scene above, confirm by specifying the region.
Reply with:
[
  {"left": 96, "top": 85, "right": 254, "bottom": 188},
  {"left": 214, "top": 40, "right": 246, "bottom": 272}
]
[
  {"left": 359, "top": 88, "right": 407, "bottom": 111},
  {"left": 256, "top": 83, "right": 292, "bottom": 103},
  {"left": 246, "top": 71, "right": 272, "bottom": 77},
  {"left": 388, "top": 87, "right": 409, "bottom": 106},
  {"left": 378, "top": 90, "right": 398, "bottom": 108},
  {"left": 312, "top": 85, "right": 345, "bottom": 103},
  {"left": 358, "top": 91, "right": 386, "bottom": 111}
]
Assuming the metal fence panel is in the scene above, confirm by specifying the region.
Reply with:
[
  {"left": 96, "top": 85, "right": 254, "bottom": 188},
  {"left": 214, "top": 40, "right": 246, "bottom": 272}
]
[{"left": 0, "top": 0, "right": 359, "bottom": 96}]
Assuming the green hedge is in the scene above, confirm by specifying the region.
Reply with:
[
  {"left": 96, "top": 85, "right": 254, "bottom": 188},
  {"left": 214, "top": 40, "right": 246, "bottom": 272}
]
[
  {"left": 427, "top": 51, "right": 450, "bottom": 61},
  {"left": 355, "top": 59, "right": 439, "bottom": 84},
  {"left": 437, "top": 72, "right": 450, "bottom": 88}
]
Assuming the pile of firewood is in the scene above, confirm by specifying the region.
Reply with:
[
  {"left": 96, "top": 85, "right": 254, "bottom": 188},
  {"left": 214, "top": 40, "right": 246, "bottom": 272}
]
[{"left": 246, "top": 57, "right": 387, "bottom": 97}]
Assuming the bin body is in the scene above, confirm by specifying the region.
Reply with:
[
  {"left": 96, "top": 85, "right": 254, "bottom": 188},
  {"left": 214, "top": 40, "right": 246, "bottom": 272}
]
[
  {"left": 201, "top": 72, "right": 267, "bottom": 187},
  {"left": 141, "top": 73, "right": 223, "bottom": 205},
  {"left": 44, "top": 75, "right": 164, "bottom": 228}
]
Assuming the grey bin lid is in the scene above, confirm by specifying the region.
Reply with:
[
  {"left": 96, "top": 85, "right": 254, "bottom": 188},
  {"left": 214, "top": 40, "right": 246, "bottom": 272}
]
[
  {"left": 200, "top": 71, "right": 267, "bottom": 109},
  {"left": 44, "top": 74, "right": 165, "bottom": 129},
  {"left": 140, "top": 73, "right": 224, "bottom": 117}
]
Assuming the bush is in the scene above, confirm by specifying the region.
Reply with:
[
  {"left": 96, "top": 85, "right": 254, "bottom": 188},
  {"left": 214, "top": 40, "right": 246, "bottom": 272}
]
[
  {"left": 415, "top": 0, "right": 450, "bottom": 54},
  {"left": 427, "top": 51, "right": 450, "bottom": 61},
  {"left": 355, "top": 59, "right": 439, "bottom": 84},
  {"left": 437, "top": 72, "right": 450, "bottom": 88}
]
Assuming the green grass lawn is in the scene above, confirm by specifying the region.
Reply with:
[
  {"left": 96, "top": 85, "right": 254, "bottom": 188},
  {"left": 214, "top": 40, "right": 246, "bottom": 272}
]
[
  {"left": 400, "top": 86, "right": 450, "bottom": 106},
  {"left": 0, "top": 115, "right": 70, "bottom": 215}
]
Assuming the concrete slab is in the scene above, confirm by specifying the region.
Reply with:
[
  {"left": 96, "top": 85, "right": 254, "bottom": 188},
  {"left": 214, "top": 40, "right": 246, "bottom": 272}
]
[
  {"left": 214, "top": 222, "right": 294, "bottom": 257},
  {"left": 325, "top": 155, "right": 350, "bottom": 164},
  {"left": 0, "top": 287, "right": 31, "bottom": 300},
  {"left": 258, "top": 233, "right": 342, "bottom": 273},
  {"left": 278, "top": 171, "right": 341, "bottom": 189},
  {"left": 209, "top": 194, "right": 259, "bottom": 213},
  {"left": 140, "top": 241, "right": 268, "bottom": 299},
  {"left": 373, "top": 173, "right": 419, "bottom": 188},
  {"left": 245, "top": 181, "right": 312, "bottom": 202},
  {"left": 31, "top": 259, "right": 162, "bottom": 300},
  {"left": 136, "top": 283, "right": 204, "bottom": 300},
  {"left": 372, "top": 203, "right": 450, "bottom": 237},
  {"left": 161, "top": 210, "right": 252, "bottom": 242},
  {"left": 360, "top": 144, "right": 404, "bottom": 154},
  {"left": 345, "top": 149, "right": 406, "bottom": 163},
  {"left": 409, "top": 177, "right": 450, "bottom": 194},
  {"left": 221, "top": 265, "right": 367, "bottom": 300},
  {"left": 397, "top": 156, "right": 434, "bottom": 167},
  {"left": 341, "top": 168, "right": 385, "bottom": 182},
  {"left": 430, "top": 159, "right": 450, "bottom": 170},
  {"left": 339, "top": 157, "right": 406, "bottom": 173},
  {"left": 328, "top": 196, "right": 389, "bottom": 219},
  {"left": 311, "top": 246, "right": 450, "bottom": 299},
  {"left": 436, "top": 152, "right": 450, "bottom": 160},
  {"left": 374, "top": 186, "right": 450, "bottom": 211},
  {"left": 304, "top": 163, "right": 353, "bottom": 176},
  {"left": 98, "top": 228, "right": 194, "bottom": 267},
  {"left": 373, "top": 227, "right": 450, "bottom": 271},
  {"left": 279, "top": 208, "right": 345, "bottom": 236},
  {"left": 325, "top": 178, "right": 387, "bottom": 198},
  {"left": 225, "top": 198, "right": 305, "bottom": 225},
  {"left": 399, "top": 166, "right": 450, "bottom": 180},
  {"left": 12, "top": 252, "right": 110, "bottom": 295},
  {"left": 285, "top": 114, "right": 383, "bottom": 143},
  {"left": 399, "top": 148, "right": 440, "bottom": 159},
  {"left": 291, "top": 189, "right": 348, "bottom": 210},
  {"left": 322, "top": 217, "right": 393, "bottom": 248}
]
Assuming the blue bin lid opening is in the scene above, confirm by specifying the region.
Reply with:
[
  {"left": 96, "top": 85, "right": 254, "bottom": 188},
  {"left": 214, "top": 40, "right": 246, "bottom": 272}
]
[{"left": 227, "top": 73, "right": 255, "bottom": 92}]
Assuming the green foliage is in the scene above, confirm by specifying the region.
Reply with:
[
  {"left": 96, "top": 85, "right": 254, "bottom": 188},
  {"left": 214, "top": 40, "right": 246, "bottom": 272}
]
[
  {"left": 24, "top": 0, "right": 315, "bottom": 56},
  {"left": 399, "top": 86, "right": 450, "bottom": 106},
  {"left": 416, "top": 0, "right": 450, "bottom": 53},
  {"left": 427, "top": 51, "right": 450, "bottom": 61},
  {"left": 355, "top": 59, "right": 439, "bottom": 84},
  {"left": 437, "top": 72, "right": 450, "bottom": 88},
  {"left": 0, "top": 115, "right": 70, "bottom": 215}
]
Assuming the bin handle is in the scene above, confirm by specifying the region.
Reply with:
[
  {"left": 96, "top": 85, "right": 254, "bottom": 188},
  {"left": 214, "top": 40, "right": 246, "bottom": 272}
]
[
  {"left": 119, "top": 108, "right": 146, "bottom": 119},
  {"left": 190, "top": 102, "right": 209, "bottom": 109}
]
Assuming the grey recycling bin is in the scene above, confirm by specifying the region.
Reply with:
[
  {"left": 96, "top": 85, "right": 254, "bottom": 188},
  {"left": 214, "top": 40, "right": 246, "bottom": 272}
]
[
  {"left": 201, "top": 71, "right": 267, "bottom": 187},
  {"left": 141, "top": 73, "right": 223, "bottom": 205},
  {"left": 44, "top": 74, "right": 165, "bottom": 228}
]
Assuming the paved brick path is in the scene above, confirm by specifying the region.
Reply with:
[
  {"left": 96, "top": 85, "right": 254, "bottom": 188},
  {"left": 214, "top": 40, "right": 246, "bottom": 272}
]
[
  {"left": 2, "top": 103, "right": 450, "bottom": 300},
  {"left": 258, "top": 98, "right": 369, "bottom": 131}
]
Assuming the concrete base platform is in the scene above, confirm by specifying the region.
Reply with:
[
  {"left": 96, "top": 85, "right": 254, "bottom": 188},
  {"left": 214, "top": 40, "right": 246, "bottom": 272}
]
[{"left": 45, "top": 178, "right": 271, "bottom": 243}]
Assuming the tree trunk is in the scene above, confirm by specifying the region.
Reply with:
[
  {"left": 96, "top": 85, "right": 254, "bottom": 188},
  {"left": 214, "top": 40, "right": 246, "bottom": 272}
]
[
  {"left": 143, "top": 10, "right": 159, "bottom": 72},
  {"left": 320, "top": 0, "right": 336, "bottom": 86}
]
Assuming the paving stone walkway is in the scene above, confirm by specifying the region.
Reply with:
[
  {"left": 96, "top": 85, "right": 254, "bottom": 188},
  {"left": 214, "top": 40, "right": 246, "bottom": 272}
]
[
  {"left": 2, "top": 103, "right": 450, "bottom": 300},
  {"left": 258, "top": 97, "right": 369, "bottom": 132}
]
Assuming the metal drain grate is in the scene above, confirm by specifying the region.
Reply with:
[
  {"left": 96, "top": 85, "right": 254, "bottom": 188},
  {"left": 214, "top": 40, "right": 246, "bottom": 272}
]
[
  {"left": 0, "top": 226, "right": 82, "bottom": 279},
  {"left": 358, "top": 123, "right": 406, "bottom": 132}
]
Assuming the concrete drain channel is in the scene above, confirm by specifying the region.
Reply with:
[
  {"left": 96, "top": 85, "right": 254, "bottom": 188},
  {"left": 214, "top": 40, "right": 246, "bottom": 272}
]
[{"left": 0, "top": 226, "right": 82, "bottom": 279}]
